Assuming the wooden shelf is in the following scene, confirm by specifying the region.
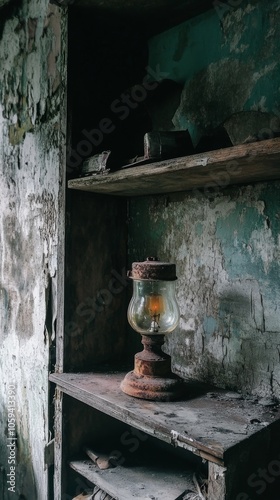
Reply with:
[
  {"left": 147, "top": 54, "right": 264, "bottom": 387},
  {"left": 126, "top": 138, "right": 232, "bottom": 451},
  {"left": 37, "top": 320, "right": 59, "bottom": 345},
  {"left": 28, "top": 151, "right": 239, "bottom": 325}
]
[
  {"left": 70, "top": 451, "right": 196, "bottom": 500},
  {"left": 68, "top": 138, "right": 280, "bottom": 197},
  {"left": 50, "top": 371, "right": 280, "bottom": 466}
]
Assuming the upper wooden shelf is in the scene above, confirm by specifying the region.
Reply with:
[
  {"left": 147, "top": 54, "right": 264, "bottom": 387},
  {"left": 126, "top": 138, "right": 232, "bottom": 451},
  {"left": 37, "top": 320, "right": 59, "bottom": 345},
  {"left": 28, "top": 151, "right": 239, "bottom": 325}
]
[
  {"left": 50, "top": 371, "right": 280, "bottom": 466},
  {"left": 68, "top": 138, "right": 280, "bottom": 197}
]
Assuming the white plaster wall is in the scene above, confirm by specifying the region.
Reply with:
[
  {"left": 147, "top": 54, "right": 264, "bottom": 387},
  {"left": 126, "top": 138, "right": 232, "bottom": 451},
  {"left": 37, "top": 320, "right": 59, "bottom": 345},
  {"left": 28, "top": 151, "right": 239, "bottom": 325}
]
[{"left": 0, "top": 2, "right": 66, "bottom": 498}]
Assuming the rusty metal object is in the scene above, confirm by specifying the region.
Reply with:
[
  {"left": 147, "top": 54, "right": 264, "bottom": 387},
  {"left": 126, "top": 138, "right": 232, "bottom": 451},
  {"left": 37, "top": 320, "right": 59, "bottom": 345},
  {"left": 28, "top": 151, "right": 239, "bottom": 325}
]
[
  {"left": 81, "top": 151, "right": 111, "bottom": 176},
  {"left": 120, "top": 370, "right": 184, "bottom": 401},
  {"left": 128, "top": 257, "right": 177, "bottom": 281},
  {"left": 144, "top": 130, "right": 193, "bottom": 160},
  {"left": 134, "top": 335, "right": 171, "bottom": 377},
  {"left": 121, "top": 335, "right": 184, "bottom": 401},
  {"left": 84, "top": 447, "right": 116, "bottom": 470}
]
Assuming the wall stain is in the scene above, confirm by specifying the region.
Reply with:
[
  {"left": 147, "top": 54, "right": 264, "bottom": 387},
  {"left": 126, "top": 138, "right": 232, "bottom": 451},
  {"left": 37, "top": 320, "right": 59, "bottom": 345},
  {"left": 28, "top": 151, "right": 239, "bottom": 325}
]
[{"left": 0, "top": 1, "right": 65, "bottom": 497}]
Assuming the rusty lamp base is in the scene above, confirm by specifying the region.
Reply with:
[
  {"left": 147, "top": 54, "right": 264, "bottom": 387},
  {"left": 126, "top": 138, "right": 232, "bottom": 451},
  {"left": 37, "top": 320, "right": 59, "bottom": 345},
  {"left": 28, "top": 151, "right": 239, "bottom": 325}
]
[{"left": 121, "top": 334, "right": 184, "bottom": 402}]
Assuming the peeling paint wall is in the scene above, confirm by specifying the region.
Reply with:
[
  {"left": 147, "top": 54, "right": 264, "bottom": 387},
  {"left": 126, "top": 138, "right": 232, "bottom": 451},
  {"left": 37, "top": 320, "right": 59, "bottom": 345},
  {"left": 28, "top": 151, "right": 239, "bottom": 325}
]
[
  {"left": 0, "top": 2, "right": 66, "bottom": 498},
  {"left": 149, "top": 0, "right": 280, "bottom": 144},
  {"left": 129, "top": 183, "right": 280, "bottom": 399},
  {"left": 129, "top": 1, "right": 280, "bottom": 400}
]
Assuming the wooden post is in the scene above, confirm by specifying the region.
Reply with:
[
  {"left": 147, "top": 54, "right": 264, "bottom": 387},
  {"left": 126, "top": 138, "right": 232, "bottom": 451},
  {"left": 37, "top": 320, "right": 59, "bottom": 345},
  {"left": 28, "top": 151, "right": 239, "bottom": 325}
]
[{"left": 208, "top": 463, "right": 227, "bottom": 500}]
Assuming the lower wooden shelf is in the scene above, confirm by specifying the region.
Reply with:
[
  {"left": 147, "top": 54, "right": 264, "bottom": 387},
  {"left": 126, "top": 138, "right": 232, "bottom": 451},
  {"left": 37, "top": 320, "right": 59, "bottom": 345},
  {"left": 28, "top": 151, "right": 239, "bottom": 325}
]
[
  {"left": 70, "top": 452, "right": 197, "bottom": 500},
  {"left": 50, "top": 371, "right": 280, "bottom": 466}
]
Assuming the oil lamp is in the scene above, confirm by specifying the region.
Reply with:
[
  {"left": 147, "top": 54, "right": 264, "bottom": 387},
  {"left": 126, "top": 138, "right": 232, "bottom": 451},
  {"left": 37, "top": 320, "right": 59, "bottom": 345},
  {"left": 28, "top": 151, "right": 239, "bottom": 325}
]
[{"left": 121, "top": 257, "right": 184, "bottom": 401}]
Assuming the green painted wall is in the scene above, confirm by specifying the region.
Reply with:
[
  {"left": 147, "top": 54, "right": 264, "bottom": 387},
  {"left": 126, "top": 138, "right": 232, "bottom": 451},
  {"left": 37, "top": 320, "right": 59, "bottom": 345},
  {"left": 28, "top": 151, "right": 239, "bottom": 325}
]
[
  {"left": 129, "top": 1, "right": 280, "bottom": 399},
  {"left": 149, "top": 0, "right": 280, "bottom": 144}
]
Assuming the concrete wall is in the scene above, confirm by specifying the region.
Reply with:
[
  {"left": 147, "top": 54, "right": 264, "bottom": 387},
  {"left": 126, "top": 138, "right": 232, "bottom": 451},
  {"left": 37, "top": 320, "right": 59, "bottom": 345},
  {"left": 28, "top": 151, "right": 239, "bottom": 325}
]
[
  {"left": 0, "top": 2, "right": 66, "bottom": 498},
  {"left": 129, "top": 1, "right": 280, "bottom": 400}
]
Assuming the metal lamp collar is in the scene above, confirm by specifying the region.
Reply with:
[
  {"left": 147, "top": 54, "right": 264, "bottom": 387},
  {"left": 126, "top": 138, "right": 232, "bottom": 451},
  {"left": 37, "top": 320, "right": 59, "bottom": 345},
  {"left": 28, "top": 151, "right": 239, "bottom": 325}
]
[{"left": 127, "top": 257, "right": 177, "bottom": 281}]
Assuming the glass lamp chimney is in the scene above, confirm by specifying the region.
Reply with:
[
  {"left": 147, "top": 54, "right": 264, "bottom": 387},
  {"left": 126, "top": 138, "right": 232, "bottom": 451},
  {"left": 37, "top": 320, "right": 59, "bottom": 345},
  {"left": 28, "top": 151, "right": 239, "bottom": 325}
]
[
  {"left": 121, "top": 257, "right": 183, "bottom": 401},
  {"left": 128, "top": 279, "right": 179, "bottom": 334}
]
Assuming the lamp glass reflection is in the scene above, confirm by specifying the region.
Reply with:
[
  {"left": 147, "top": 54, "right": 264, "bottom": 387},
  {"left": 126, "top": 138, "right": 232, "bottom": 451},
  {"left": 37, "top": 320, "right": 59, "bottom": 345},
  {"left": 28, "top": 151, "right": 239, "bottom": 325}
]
[{"left": 127, "top": 279, "right": 180, "bottom": 335}]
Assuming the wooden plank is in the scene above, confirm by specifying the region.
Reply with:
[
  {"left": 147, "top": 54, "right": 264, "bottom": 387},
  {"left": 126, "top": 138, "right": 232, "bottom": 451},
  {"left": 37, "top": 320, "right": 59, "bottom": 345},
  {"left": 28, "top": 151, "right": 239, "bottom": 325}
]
[
  {"left": 49, "top": 372, "right": 280, "bottom": 465},
  {"left": 53, "top": 389, "right": 64, "bottom": 500},
  {"left": 208, "top": 463, "right": 227, "bottom": 500},
  {"left": 68, "top": 138, "right": 280, "bottom": 197},
  {"left": 56, "top": 6, "right": 68, "bottom": 375},
  {"left": 69, "top": 457, "right": 195, "bottom": 500},
  {"left": 72, "top": 494, "right": 94, "bottom": 500}
]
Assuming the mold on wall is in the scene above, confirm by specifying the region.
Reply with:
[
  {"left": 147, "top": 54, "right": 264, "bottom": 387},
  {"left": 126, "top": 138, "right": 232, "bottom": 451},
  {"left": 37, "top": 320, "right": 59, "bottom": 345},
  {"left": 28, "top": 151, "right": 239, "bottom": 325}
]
[
  {"left": 129, "top": 0, "right": 280, "bottom": 400},
  {"left": 0, "top": 2, "right": 66, "bottom": 498}
]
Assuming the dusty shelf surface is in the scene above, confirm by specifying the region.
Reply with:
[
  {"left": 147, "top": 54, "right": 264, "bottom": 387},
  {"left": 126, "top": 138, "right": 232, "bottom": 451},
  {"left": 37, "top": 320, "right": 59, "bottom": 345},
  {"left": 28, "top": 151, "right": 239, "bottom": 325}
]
[
  {"left": 50, "top": 371, "right": 280, "bottom": 465},
  {"left": 70, "top": 449, "right": 196, "bottom": 500},
  {"left": 68, "top": 138, "right": 280, "bottom": 197}
]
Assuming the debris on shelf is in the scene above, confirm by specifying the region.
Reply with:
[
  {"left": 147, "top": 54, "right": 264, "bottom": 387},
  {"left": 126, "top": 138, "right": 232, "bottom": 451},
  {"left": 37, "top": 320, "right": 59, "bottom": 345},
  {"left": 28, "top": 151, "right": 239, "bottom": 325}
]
[
  {"left": 188, "top": 111, "right": 280, "bottom": 155},
  {"left": 72, "top": 493, "right": 94, "bottom": 500},
  {"left": 223, "top": 111, "right": 280, "bottom": 145},
  {"left": 121, "top": 130, "right": 194, "bottom": 170},
  {"left": 183, "top": 472, "right": 208, "bottom": 500},
  {"left": 91, "top": 486, "right": 114, "bottom": 500},
  {"left": 72, "top": 487, "right": 114, "bottom": 500},
  {"left": 84, "top": 446, "right": 116, "bottom": 470},
  {"left": 81, "top": 151, "right": 111, "bottom": 177},
  {"left": 144, "top": 130, "right": 194, "bottom": 160}
]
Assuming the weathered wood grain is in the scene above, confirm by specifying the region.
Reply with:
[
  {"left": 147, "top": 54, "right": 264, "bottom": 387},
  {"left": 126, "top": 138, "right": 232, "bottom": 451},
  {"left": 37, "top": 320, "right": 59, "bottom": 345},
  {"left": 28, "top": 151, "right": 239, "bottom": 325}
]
[
  {"left": 56, "top": 0, "right": 68, "bottom": 375},
  {"left": 68, "top": 138, "right": 280, "bottom": 197},
  {"left": 49, "top": 372, "right": 280, "bottom": 465},
  {"left": 54, "top": 389, "right": 65, "bottom": 500},
  {"left": 69, "top": 457, "right": 194, "bottom": 500},
  {"left": 208, "top": 463, "right": 227, "bottom": 500}
]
